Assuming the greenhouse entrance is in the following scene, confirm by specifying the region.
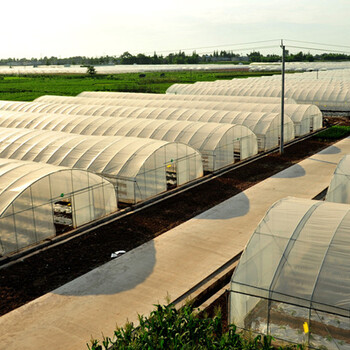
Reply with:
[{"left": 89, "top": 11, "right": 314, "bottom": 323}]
[
  {"left": 166, "top": 162, "right": 177, "bottom": 190},
  {"left": 53, "top": 198, "right": 73, "bottom": 234}
]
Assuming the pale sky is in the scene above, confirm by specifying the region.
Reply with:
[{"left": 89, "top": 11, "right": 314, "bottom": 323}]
[{"left": 2, "top": 0, "right": 350, "bottom": 59}]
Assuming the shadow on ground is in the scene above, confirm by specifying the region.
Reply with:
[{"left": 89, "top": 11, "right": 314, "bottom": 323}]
[{"left": 54, "top": 240, "right": 156, "bottom": 296}]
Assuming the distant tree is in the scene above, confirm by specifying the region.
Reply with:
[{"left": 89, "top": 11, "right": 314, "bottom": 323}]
[
  {"left": 248, "top": 51, "right": 263, "bottom": 62},
  {"left": 86, "top": 65, "right": 96, "bottom": 75}
]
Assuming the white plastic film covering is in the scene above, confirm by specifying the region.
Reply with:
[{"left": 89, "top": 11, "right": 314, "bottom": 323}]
[
  {"left": 0, "top": 101, "right": 294, "bottom": 152},
  {"left": 50, "top": 92, "right": 297, "bottom": 105},
  {"left": 230, "top": 197, "right": 350, "bottom": 349},
  {"left": 166, "top": 79, "right": 350, "bottom": 111},
  {"left": 0, "top": 110, "right": 257, "bottom": 171},
  {"left": 326, "top": 154, "right": 350, "bottom": 204},
  {"left": 0, "top": 127, "right": 203, "bottom": 203},
  {"left": 0, "top": 158, "right": 117, "bottom": 256},
  {"left": 35, "top": 95, "right": 315, "bottom": 137}
]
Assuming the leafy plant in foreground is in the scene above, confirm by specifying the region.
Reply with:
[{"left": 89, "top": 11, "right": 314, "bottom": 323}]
[{"left": 87, "top": 303, "right": 299, "bottom": 350}]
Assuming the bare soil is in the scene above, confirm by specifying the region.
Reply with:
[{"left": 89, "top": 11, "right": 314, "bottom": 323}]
[{"left": 0, "top": 120, "right": 348, "bottom": 317}]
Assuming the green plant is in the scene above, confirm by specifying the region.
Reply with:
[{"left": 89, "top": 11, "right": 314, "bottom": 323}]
[
  {"left": 315, "top": 125, "right": 350, "bottom": 140},
  {"left": 87, "top": 303, "right": 300, "bottom": 350}
]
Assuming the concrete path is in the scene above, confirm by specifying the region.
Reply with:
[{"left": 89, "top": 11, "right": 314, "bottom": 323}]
[{"left": 1, "top": 138, "right": 350, "bottom": 350}]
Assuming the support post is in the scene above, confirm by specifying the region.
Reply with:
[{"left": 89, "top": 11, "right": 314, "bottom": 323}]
[{"left": 280, "top": 39, "right": 285, "bottom": 155}]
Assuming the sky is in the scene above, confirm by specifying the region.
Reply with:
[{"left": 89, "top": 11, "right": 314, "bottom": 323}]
[{"left": 2, "top": 0, "right": 350, "bottom": 59}]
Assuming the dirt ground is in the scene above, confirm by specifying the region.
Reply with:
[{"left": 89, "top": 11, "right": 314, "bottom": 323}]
[{"left": 0, "top": 117, "right": 348, "bottom": 317}]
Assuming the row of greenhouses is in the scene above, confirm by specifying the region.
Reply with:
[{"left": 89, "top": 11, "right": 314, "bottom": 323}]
[
  {"left": 0, "top": 111, "right": 256, "bottom": 171},
  {"left": 0, "top": 85, "right": 324, "bottom": 256},
  {"left": 166, "top": 71, "right": 350, "bottom": 111},
  {"left": 0, "top": 124, "right": 204, "bottom": 255},
  {"left": 230, "top": 154, "right": 350, "bottom": 349},
  {"left": 35, "top": 95, "right": 322, "bottom": 137},
  {"left": 0, "top": 100, "right": 296, "bottom": 151}
]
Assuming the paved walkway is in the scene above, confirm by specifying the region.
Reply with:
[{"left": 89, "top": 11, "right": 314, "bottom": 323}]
[{"left": 1, "top": 138, "right": 350, "bottom": 350}]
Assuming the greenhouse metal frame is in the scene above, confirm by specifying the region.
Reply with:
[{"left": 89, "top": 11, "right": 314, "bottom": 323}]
[
  {"left": 230, "top": 197, "right": 350, "bottom": 349},
  {"left": 0, "top": 158, "right": 118, "bottom": 256}
]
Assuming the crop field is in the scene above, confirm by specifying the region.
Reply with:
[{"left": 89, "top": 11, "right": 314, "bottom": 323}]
[{"left": 0, "top": 70, "right": 279, "bottom": 101}]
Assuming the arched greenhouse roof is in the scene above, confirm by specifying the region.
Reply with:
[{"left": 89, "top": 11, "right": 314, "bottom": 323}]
[
  {"left": 0, "top": 101, "right": 294, "bottom": 151},
  {"left": 230, "top": 197, "right": 350, "bottom": 318},
  {"left": 0, "top": 158, "right": 118, "bottom": 255},
  {"left": 0, "top": 111, "right": 258, "bottom": 171},
  {"left": 0, "top": 127, "right": 200, "bottom": 181},
  {"left": 35, "top": 95, "right": 318, "bottom": 137},
  {"left": 0, "top": 158, "right": 116, "bottom": 219},
  {"left": 166, "top": 81, "right": 350, "bottom": 111}
]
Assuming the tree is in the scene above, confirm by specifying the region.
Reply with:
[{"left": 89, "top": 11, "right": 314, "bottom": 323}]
[{"left": 86, "top": 65, "right": 96, "bottom": 75}]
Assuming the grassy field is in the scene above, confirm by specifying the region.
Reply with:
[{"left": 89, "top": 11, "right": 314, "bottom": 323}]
[{"left": 0, "top": 70, "right": 280, "bottom": 101}]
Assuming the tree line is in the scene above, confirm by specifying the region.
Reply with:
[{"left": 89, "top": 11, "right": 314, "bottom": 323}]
[{"left": 2, "top": 50, "right": 350, "bottom": 66}]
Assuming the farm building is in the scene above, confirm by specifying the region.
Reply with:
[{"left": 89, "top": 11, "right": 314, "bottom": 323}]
[
  {"left": 0, "top": 101, "right": 295, "bottom": 152},
  {"left": 0, "top": 127, "right": 203, "bottom": 203},
  {"left": 326, "top": 155, "right": 350, "bottom": 204},
  {"left": 35, "top": 95, "right": 322, "bottom": 137},
  {"left": 230, "top": 197, "right": 350, "bottom": 349},
  {"left": 0, "top": 111, "right": 257, "bottom": 171},
  {"left": 0, "top": 158, "right": 118, "bottom": 256}
]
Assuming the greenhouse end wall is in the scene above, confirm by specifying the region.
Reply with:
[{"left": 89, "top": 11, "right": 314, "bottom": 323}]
[
  {"left": 0, "top": 168, "right": 118, "bottom": 256},
  {"left": 229, "top": 197, "right": 350, "bottom": 350}
]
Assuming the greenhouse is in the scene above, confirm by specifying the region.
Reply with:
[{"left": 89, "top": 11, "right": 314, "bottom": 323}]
[
  {"left": 0, "top": 101, "right": 295, "bottom": 152},
  {"left": 326, "top": 155, "right": 350, "bottom": 204},
  {"left": 0, "top": 127, "right": 203, "bottom": 203},
  {"left": 0, "top": 158, "right": 118, "bottom": 256},
  {"left": 69, "top": 91, "right": 298, "bottom": 105},
  {"left": 35, "top": 95, "right": 321, "bottom": 137},
  {"left": 166, "top": 82, "right": 350, "bottom": 111},
  {"left": 230, "top": 197, "right": 350, "bottom": 349},
  {"left": 0, "top": 111, "right": 257, "bottom": 171}
]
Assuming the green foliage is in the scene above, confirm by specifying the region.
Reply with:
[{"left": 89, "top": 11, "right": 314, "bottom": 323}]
[
  {"left": 315, "top": 125, "right": 350, "bottom": 140},
  {"left": 0, "top": 70, "right": 278, "bottom": 101},
  {"left": 87, "top": 303, "right": 298, "bottom": 350},
  {"left": 2, "top": 50, "right": 350, "bottom": 67}
]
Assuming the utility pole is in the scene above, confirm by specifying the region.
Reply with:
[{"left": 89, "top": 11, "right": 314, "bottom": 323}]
[{"left": 280, "top": 39, "right": 285, "bottom": 155}]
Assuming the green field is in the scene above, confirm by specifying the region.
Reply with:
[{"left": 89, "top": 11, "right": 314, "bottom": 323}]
[{"left": 0, "top": 70, "right": 280, "bottom": 101}]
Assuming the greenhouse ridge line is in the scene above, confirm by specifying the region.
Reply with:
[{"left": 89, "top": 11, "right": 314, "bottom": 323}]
[{"left": 0, "top": 126, "right": 329, "bottom": 269}]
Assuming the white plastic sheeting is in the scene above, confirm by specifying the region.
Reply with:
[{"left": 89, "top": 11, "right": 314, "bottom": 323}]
[
  {"left": 0, "top": 158, "right": 118, "bottom": 256},
  {"left": 0, "top": 101, "right": 295, "bottom": 152},
  {"left": 230, "top": 197, "right": 350, "bottom": 349},
  {"left": 0, "top": 127, "right": 203, "bottom": 203},
  {"left": 0, "top": 111, "right": 257, "bottom": 171},
  {"left": 35, "top": 95, "right": 321, "bottom": 137},
  {"left": 167, "top": 80, "right": 350, "bottom": 111},
  {"left": 326, "top": 155, "right": 350, "bottom": 204},
  {"left": 77, "top": 91, "right": 297, "bottom": 105}
]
